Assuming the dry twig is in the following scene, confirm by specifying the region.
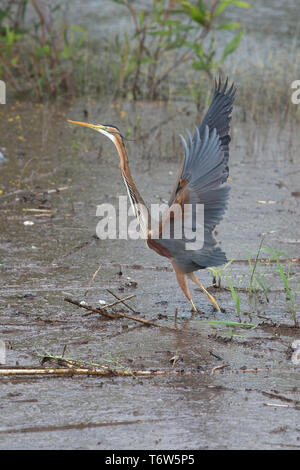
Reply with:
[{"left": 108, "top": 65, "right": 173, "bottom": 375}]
[
  {"left": 84, "top": 264, "right": 102, "bottom": 296},
  {"left": 0, "top": 366, "right": 297, "bottom": 378},
  {"left": 64, "top": 297, "right": 117, "bottom": 320},
  {"left": 106, "top": 288, "right": 138, "bottom": 314},
  {"left": 102, "top": 294, "right": 136, "bottom": 310},
  {"left": 64, "top": 296, "right": 178, "bottom": 331},
  {"left": 0, "top": 367, "right": 186, "bottom": 377}
]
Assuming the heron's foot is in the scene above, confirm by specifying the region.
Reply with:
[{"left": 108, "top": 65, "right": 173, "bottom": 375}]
[
  {"left": 190, "top": 299, "right": 203, "bottom": 313},
  {"left": 187, "top": 273, "right": 221, "bottom": 313},
  {"left": 207, "top": 292, "right": 221, "bottom": 312}
]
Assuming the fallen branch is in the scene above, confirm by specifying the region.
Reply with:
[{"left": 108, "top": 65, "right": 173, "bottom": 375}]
[
  {"left": 261, "top": 390, "right": 300, "bottom": 405},
  {"left": 102, "top": 294, "right": 136, "bottom": 310},
  {"left": 22, "top": 208, "right": 55, "bottom": 213},
  {"left": 106, "top": 289, "right": 138, "bottom": 314},
  {"left": 81, "top": 295, "right": 137, "bottom": 318},
  {"left": 0, "top": 366, "right": 297, "bottom": 377},
  {"left": 0, "top": 186, "right": 71, "bottom": 199},
  {"left": 28, "top": 213, "right": 55, "bottom": 218},
  {"left": 45, "top": 186, "right": 71, "bottom": 194},
  {"left": 64, "top": 297, "right": 117, "bottom": 320},
  {"left": 0, "top": 367, "right": 187, "bottom": 377},
  {"left": 0, "top": 417, "right": 181, "bottom": 435},
  {"left": 61, "top": 238, "right": 97, "bottom": 259},
  {"left": 210, "top": 364, "right": 230, "bottom": 375},
  {"left": 263, "top": 403, "right": 291, "bottom": 409},
  {"left": 64, "top": 296, "right": 178, "bottom": 331}
]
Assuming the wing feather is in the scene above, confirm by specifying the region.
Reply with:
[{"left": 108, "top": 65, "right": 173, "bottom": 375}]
[{"left": 151, "top": 77, "right": 235, "bottom": 272}]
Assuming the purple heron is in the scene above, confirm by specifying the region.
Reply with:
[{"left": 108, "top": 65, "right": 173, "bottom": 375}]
[{"left": 68, "top": 78, "right": 235, "bottom": 312}]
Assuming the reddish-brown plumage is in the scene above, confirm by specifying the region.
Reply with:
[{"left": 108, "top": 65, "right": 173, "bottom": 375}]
[
  {"left": 68, "top": 78, "right": 235, "bottom": 312},
  {"left": 147, "top": 238, "right": 172, "bottom": 259}
]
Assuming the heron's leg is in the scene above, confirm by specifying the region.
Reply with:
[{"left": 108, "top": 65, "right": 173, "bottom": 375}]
[
  {"left": 172, "top": 263, "right": 197, "bottom": 312},
  {"left": 188, "top": 272, "right": 221, "bottom": 312}
]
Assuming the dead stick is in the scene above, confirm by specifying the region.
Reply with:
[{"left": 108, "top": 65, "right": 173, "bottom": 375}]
[
  {"left": 105, "top": 315, "right": 164, "bottom": 339},
  {"left": 84, "top": 264, "right": 102, "bottom": 296},
  {"left": 0, "top": 416, "right": 190, "bottom": 435},
  {"left": 64, "top": 297, "right": 117, "bottom": 319},
  {"left": 30, "top": 213, "right": 55, "bottom": 218},
  {"left": 261, "top": 391, "right": 300, "bottom": 405},
  {"left": 0, "top": 186, "right": 71, "bottom": 200},
  {"left": 263, "top": 403, "right": 291, "bottom": 408},
  {"left": 102, "top": 294, "right": 136, "bottom": 309},
  {"left": 46, "top": 186, "right": 71, "bottom": 194},
  {"left": 0, "top": 367, "right": 296, "bottom": 377},
  {"left": 210, "top": 364, "right": 230, "bottom": 375},
  {"left": 0, "top": 368, "right": 187, "bottom": 377},
  {"left": 23, "top": 208, "right": 54, "bottom": 213},
  {"left": 114, "top": 313, "right": 177, "bottom": 331},
  {"left": 107, "top": 288, "right": 138, "bottom": 314},
  {"left": 64, "top": 297, "right": 178, "bottom": 331},
  {"left": 62, "top": 240, "right": 95, "bottom": 259}
]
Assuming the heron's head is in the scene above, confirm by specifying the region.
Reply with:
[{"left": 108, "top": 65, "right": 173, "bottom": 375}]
[{"left": 68, "top": 120, "right": 122, "bottom": 144}]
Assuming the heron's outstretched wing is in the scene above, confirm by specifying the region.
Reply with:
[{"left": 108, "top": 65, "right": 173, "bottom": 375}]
[
  {"left": 150, "top": 78, "right": 235, "bottom": 272},
  {"left": 168, "top": 77, "right": 235, "bottom": 206},
  {"left": 198, "top": 77, "right": 235, "bottom": 182}
]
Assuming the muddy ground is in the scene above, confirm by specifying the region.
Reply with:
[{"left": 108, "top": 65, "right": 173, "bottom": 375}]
[{"left": 0, "top": 98, "right": 299, "bottom": 449}]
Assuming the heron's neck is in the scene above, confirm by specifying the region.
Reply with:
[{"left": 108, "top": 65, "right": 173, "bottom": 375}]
[{"left": 113, "top": 135, "right": 151, "bottom": 235}]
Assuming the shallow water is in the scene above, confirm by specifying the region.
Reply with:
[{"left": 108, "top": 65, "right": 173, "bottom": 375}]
[{"left": 0, "top": 96, "right": 299, "bottom": 449}]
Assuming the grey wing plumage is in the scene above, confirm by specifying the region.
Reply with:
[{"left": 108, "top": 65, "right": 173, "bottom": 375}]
[
  {"left": 157, "top": 78, "right": 235, "bottom": 273},
  {"left": 198, "top": 77, "right": 235, "bottom": 182}
]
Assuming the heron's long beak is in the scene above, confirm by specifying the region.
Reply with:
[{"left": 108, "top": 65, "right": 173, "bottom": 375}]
[{"left": 68, "top": 120, "right": 108, "bottom": 131}]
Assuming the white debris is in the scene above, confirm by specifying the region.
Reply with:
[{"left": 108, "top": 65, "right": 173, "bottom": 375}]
[
  {"left": 24, "top": 221, "right": 34, "bottom": 226},
  {"left": 98, "top": 299, "right": 106, "bottom": 305},
  {"left": 0, "top": 151, "right": 8, "bottom": 163},
  {"left": 80, "top": 301, "right": 87, "bottom": 306},
  {"left": 291, "top": 339, "right": 300, "bottom": 365},
  {"left": 257, "top": 200, "right": 276, "bottom": 204}
]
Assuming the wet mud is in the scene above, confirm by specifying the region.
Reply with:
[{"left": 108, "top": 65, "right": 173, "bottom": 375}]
[{"left": 0, "top": 98, "right": 299, "bottom": 449}]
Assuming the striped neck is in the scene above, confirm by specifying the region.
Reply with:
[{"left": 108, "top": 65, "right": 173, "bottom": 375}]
[{"left": 113, "top": 134, "right": 150, "bottom": 236}]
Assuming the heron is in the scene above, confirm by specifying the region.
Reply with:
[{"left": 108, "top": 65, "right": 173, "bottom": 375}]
[{"left": 68, "top": 78, "right": 235, "bottom": 313}]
